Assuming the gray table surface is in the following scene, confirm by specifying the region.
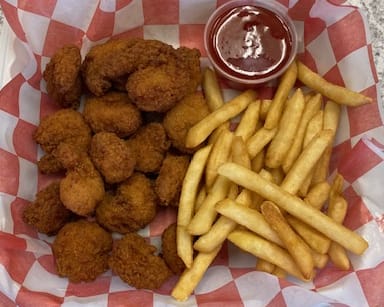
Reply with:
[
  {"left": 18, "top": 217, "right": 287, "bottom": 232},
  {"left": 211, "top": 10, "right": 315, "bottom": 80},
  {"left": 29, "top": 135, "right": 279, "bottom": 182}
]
[{"left": 0, "top": 1, "right": 382, "bottom": 98}]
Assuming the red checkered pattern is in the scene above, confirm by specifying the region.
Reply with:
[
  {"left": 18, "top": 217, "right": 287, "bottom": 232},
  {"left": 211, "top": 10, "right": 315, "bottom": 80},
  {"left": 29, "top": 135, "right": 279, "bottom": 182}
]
[{"left": 0, "top": 0, "right": 383, "bottom": 306}]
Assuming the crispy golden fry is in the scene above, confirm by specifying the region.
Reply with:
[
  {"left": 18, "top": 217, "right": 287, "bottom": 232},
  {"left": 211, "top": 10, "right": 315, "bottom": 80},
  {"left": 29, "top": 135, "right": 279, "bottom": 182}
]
[
  {"left": 208, "top": 122, "right": 230, "bottom": 145},
  {"left": 260, "top": 99, "right": 272, "bottom": 121},
  {"left": 188, "top": 175, "right": 231, "bottom": 235},
  {"left": 327, "top": 194, "right": 350, "bottom": 270},
  {"left": 171, "top": 246, "right": 221, "bottom": 302},
  {"left": 256, "top": 259, "right": 275, "bottom": 273},
  {"left": 304, "top": 181, "right": 331, "bottom": 210},
  {"left": 282, "top": 93, "right": 322, "bottom": 173},
  {"left": 330, "top": 173, "right": 344, "bottom": 197},
  {"left": 202, "top": 68, "right": 224, "bottom": 111},
  {"left": 234, "top": 100, "right": 261, "bottom": 141},
  {"left": 228, "top": 229, "right": 309, "bottom": 281},
  {"left": 193, "top": 189, "right": 252, "bottom": 253},
  {"left": 205, "top": 129, "right": 233, "bottom": 188},
  {"left": 280, "top": 129, "right": 334, "bottom": 195},
  {"left": 311, "top": 250, "right": 329, "bottom": 269},
  {"left": 186, "top": 89, "right": 257, "bottom": 148},
  {"left": 265, "top": 89, "right": 305, "bottom": 169},
  {"left": 286, "top": 215, "right": 331, "bottom": 254},
  {"left": 194, "top": 185, "right": 207, "bottom": 213},
  {"left": 261, "top": 201, "right": 314, "bottom": 279},
  {"left": 297, "top": 61, "right": 372, "bottom": 107},
  {"left": 264, "top": 61, "right": 298, "bottom": 129},
  {"left": 215, "top": 198, "right": 283, "bottom": 246},
  {"left": 246, "top": 127, "right": 277, "bottom": 159},
  {"left": 271, "top": 266, "right": 287, "bottom": 278},
  {"left": 218, "top": 163, "right": 369, "bottom": 255},
  {"left": 231, "top": 136, "right": 252, "bottom": 169},
  {"left": 311, "top": 101, "right": 341, "bottom": 185},
  {"left": 251, "top": 149, "right": 265, "bottom": 173},
  {"left": 176, "top": 226, "right": 194, "bottom": 269},
  {"left": 177, "top": 144, "right": 212, "bottom": 267}
]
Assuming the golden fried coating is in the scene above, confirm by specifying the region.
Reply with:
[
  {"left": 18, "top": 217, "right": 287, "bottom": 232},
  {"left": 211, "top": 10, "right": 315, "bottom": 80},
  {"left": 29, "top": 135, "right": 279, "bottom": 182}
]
[
  {"left": 52, "top": 220, "right": 113, "bottom": 283},
  {"left": 58, "top": 148, "right": 105, "bottom": 216},
  {"left": 22, "top": 181, "right": 75, "bottom": 235},
  {"left": 34, "top": 109, "right": 91, "bottom": 154},
  {"left": 95, "top": 172, "right": 157, "bottom": 233},
  {"left": 109, "top": 232, "right": 172, "bottom": 289},
  {"left": 161, "top": 223, "right": 186, "bottom": 275},
  {"left": 82, "top": 38, "right": 176, "bottom": 96},
  {"left": 163, "top": 92, "right": 210, "bottom": 153},
  {"left": 155, "top": 153, "right": 190, "bottom": 207},
  {"left": 126, "top": 123, "right": 170, "bottom": 173},
  {"left": 83, "top": 92, "right": 142, "bottom": 138},
  {"left": 90, "top": 132, "right": 136, "bottom": 184},
  {"left": 126, "top": 64, "right": 193, "bottom": 112},
  {"left": 37, "top": 154, "right": 64, "bottom": 174},
  {"left": 43, "top": 45, "right": 82, "bottom": 109}
]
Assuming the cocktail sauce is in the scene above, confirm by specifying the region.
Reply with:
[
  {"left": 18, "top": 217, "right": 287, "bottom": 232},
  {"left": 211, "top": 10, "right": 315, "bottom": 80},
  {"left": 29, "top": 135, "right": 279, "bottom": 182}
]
[{"left": 207, "top": 5, "right": 293, "bottom": 81}]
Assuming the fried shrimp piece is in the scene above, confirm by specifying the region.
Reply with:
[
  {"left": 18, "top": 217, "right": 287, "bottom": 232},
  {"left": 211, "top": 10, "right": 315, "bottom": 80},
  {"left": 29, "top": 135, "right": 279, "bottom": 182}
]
[
  {"left": 34, "top": 108, "right": 91, "bottom": 155},
  {"left": 83, "top": 92, "right": 142, "bottom": 138},
  {"left": 82, "top": 38, "right": 176, "bottom": 96},
  {"left": 95, "top": 172, "right": 157, "bottom": 234},
  {"left": 37, "top": 154, "right": 65, "bottom": 174},
  {"left": 155, "top": 153, "right": 190, "bottom": 207},
  {"left": 56, "top": 144, "right": 104, "bottom": 216},
  {"left": 163, "top": 92, "right": 210, "bottom": 153},
  {"left": 126, "top": 45, "right": 202, "bottom": 113},
  {"left": 43, "top": 45, "right": 82, "bottom": 109},
  {"left": 109, "top": 232, "right": 172, "bottom": 289},
  {"left": 126, "top": 123, "right": 170, "bottom": 173},
  {"left": 22, "top": 181, "right": 75, "bottom": 235},
  {"left": 52, "top": 220, "right": 113, "bottom": 283},
  {"left": 34, "top": 109, "right": 92, "bottom": 174},
  {"left": 90, "top": 132, "right": 136, "bottom": 184},
  {"left": 126, "top": 64, "right": 193, "bottom": 112},
  {"left": 161, "top": 223, "right": 186, "bottom": 275}
]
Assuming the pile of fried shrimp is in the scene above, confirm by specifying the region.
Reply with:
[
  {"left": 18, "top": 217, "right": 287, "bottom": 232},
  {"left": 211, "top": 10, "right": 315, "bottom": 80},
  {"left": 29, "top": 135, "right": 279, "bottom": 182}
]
[{"left": 23, "top": 37, "right": 371, "bottom": 299}]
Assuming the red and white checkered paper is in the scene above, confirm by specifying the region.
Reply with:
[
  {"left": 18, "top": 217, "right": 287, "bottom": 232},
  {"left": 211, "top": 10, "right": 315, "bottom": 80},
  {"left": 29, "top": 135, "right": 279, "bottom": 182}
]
[{"left": 0, "top": 0, "right": 383, "bottom": 306}]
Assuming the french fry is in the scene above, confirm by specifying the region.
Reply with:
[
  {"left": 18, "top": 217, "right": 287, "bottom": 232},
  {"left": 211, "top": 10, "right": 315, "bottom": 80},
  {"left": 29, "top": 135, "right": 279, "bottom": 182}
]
[
  {"left": 311, "top": 250, "right": 329, "bottom": 269},
  {"left": 218, "top": 163, "right": 369, "bottom": 255},
  {"left": 264, "top": 60, "right": 298, "bottom": 129},
  {"left": 186, "top": 89, "right": 257, "bottom": 148},
  {"left": 246, "top": 127, "right": 277, "bottom": 159},
  {"left": 205, "top": 129, "right": 233, "bottom": 188},
  {"left": 311, "top": 101, "right": 341, "bottom": 185},
  {"left": 176, "top": 226, "right": 194, "bottom": 269},
  {"left": 286, "top": 215, "right": 331, "bottom": 254},
  {"left": 265, "top": 88, "right": 305, "bottom": 169},
  {"left": 251, "top": 149, "right": 265, "bottom": 173},
  {"left": 304, "top": 181, "right": 331, "bottom": 210},
  {"left": 231, "top": 136, "right": 252, "bottom": 169},
  {"left": 327, "top": 194, "right": 350, "bottom": 270},
  {"left": 261, "top": 201, "right": 314, "bottom": 279},
  {"left": 208, "top": 122, "right": 230, "bottom": 145},
  {"left": 330, "top": 173, "right": 344, "bottom": 197},
  {"left": 202, "top": 67, "right": 224, "bottom": 111},
  {"left": 282, "top": 93, "right": 322, "bottom": 173},
  {"left": 178, "top": 145, "right": 212, "bottom": 226},
  {"left": 256, "top": 258, "right": 275, "bottom": 273},
  {"left": 193, "top": 189, "right": 252, "bottom": 253},
  {"left": 171, "top": 246, "right": 221, "bottom": 302},
  {"left": 260, "top": 99, "right": 272, "bottom": 121},
  {"left": 177, "top": 144, "right": 212, "bottom": 267},
  {"left": 215, "top": 198, "right": 283, "bottom": 246},
  {"left": 188, "top": 175, "right": 231, "bottom": 235},
  {"left": 250, "top": 168, "right": 274, "bottom": 211},
  {"left": 234, "top": 100, "right": 261, "bottom": 141},
  {"left": 267, "top": 167, "right": 285, "bottom": 186},
  {"left": 300, "top": 110, "right": 325, "bottom": 196},
  {"left": 280, "top": 129, "right": 334, "bottom": 195},
  {"left": 271, "top": 266, "right": 287, "bottom": 279},
  {"left": 297, "top": 61, "right": 372, "bottom": 107},
  {"left": 227, "top": 229, "right": 310, "bottom": 281},
  {"left": 194, "top": 185, "right": 207, "bottom": 213}
]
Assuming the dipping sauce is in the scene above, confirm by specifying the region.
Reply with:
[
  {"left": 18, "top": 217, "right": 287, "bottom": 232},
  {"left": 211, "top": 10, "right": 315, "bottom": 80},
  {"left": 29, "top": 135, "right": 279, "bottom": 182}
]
[{"left": 204, "top": 1, "right": 297, "bottom": 88}]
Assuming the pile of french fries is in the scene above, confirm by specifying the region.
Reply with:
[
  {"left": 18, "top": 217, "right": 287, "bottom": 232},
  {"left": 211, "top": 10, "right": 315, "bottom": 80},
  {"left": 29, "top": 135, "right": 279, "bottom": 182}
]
[{"left": 171, "top": 60, "right": 372, "bottom": 301}]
